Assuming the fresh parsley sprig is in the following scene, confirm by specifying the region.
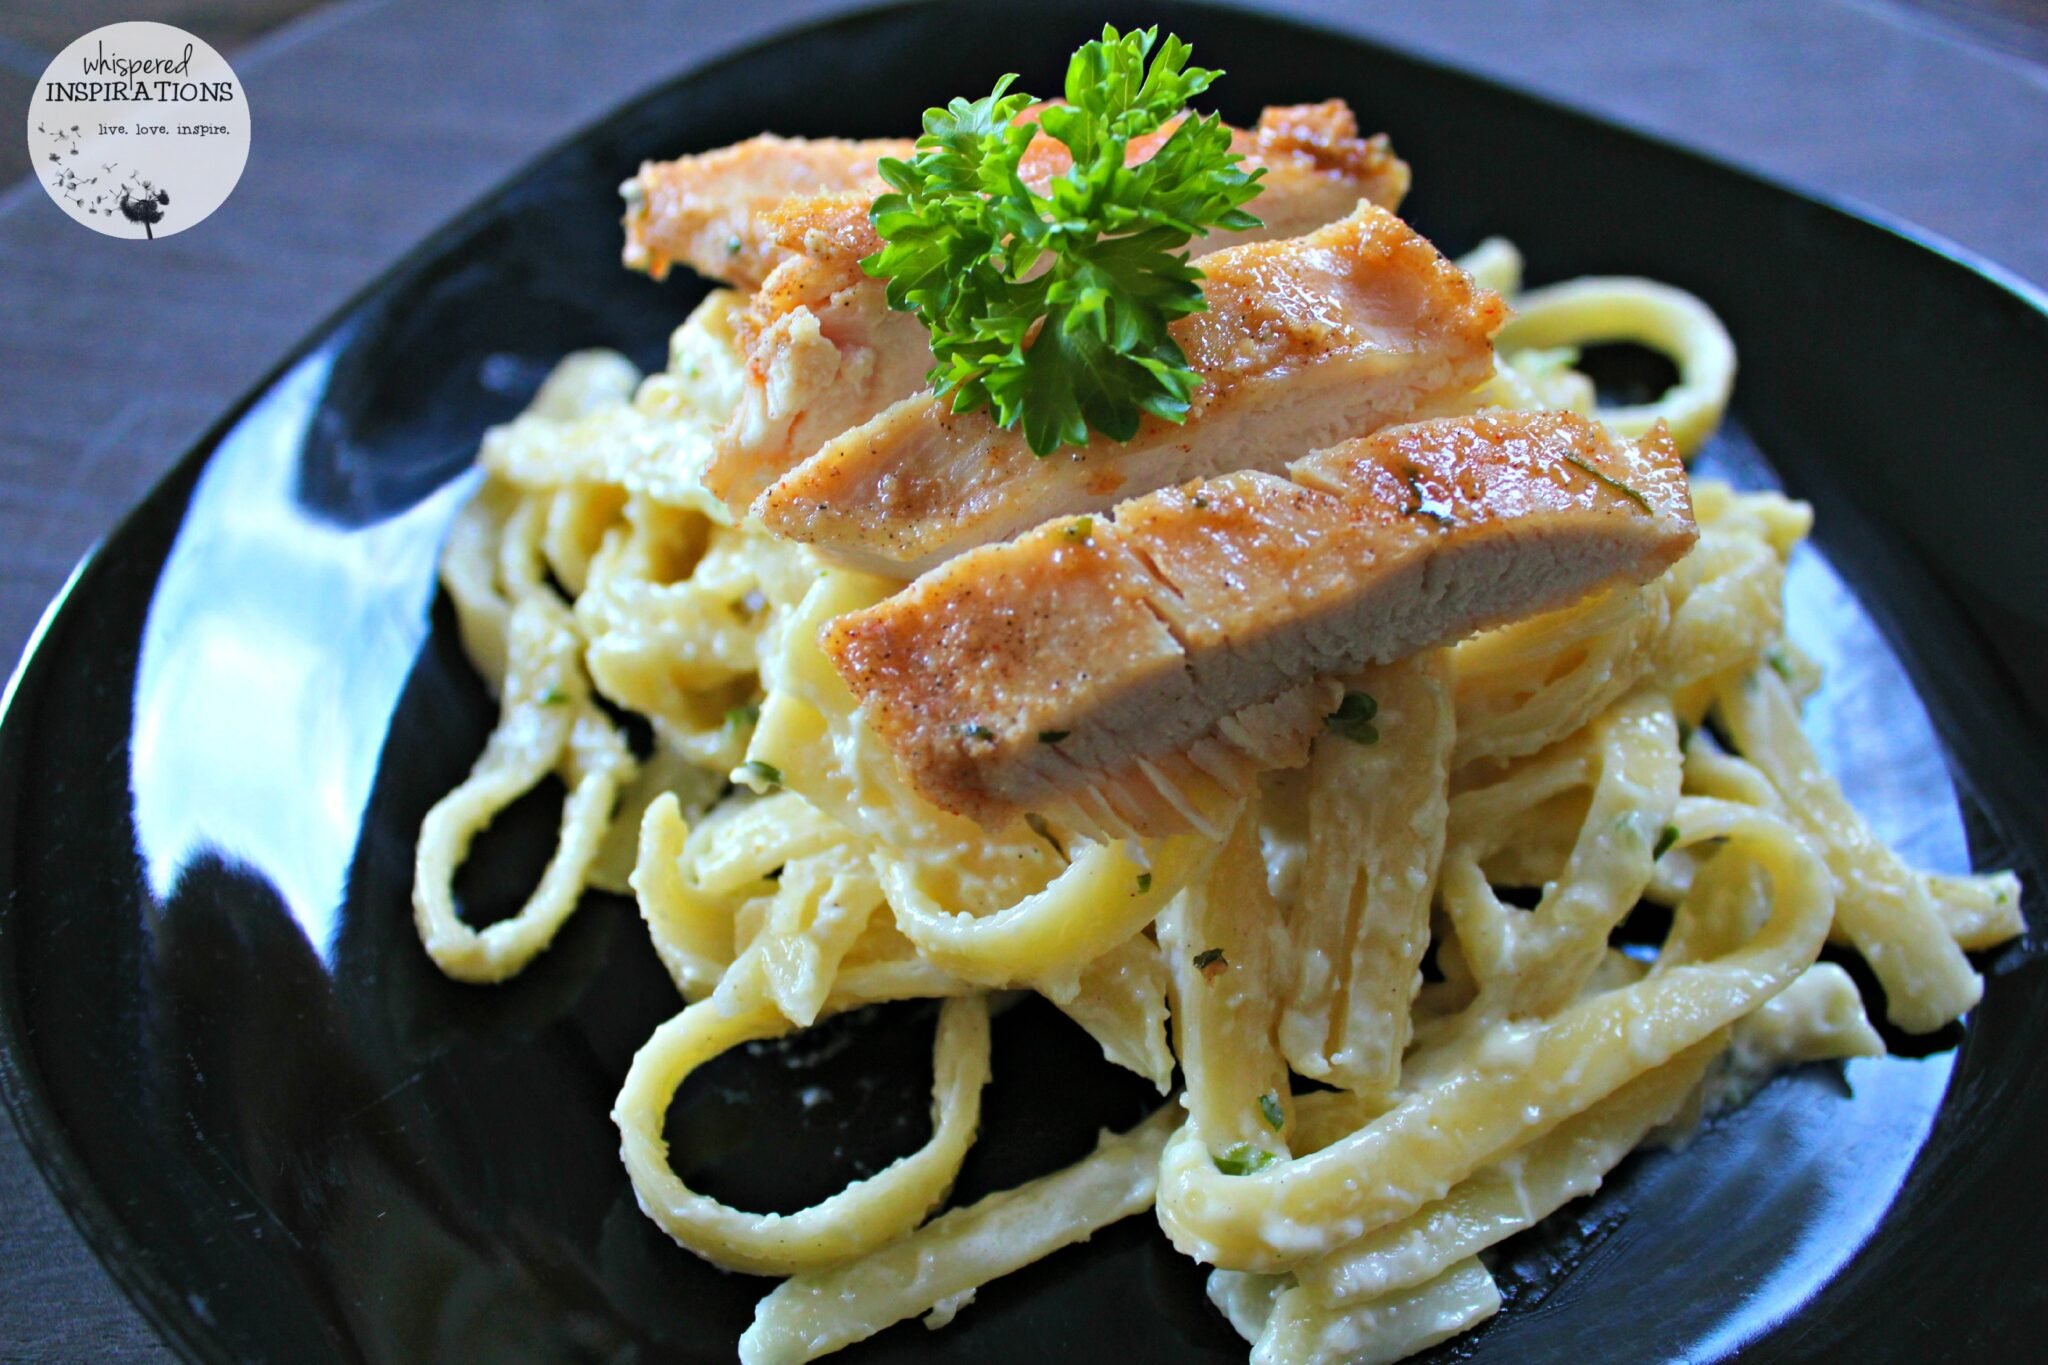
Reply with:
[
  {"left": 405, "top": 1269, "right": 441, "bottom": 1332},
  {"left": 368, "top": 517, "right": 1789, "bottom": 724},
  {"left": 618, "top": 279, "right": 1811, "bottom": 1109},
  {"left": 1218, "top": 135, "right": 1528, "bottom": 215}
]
[{"left": 863, "top": 26, "right": 1265, "bottom": 455}]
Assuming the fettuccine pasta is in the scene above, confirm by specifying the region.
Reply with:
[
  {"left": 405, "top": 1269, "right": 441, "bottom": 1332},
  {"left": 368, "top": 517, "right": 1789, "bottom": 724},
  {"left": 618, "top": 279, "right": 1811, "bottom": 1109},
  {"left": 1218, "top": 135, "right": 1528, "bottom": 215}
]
[{"left": 410, "top": 236, "right": 2022, "bottom": 1365}]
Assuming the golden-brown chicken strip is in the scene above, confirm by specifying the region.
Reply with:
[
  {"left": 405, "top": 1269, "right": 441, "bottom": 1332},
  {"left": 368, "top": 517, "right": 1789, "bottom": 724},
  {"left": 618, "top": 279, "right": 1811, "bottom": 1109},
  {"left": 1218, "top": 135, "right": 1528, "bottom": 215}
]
[
  {"left": 703, "top": 102, "right": 1412, "bottom": 508},
  {"left": 824, "top": 412, "right": 1696, "bottom": 836},
  {"left": 622, "top": 134, "right": 911, "bottom": 287},
  {"left": 758, "top": 201, "right": 1505, "bottom": 577}
]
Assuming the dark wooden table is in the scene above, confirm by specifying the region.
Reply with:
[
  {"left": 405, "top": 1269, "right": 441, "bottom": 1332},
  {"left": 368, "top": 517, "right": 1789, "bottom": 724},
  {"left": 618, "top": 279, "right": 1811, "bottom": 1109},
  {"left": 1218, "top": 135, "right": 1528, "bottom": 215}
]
[{"left": 1, "top": 1, "right": 2043, "bottom": 1358}]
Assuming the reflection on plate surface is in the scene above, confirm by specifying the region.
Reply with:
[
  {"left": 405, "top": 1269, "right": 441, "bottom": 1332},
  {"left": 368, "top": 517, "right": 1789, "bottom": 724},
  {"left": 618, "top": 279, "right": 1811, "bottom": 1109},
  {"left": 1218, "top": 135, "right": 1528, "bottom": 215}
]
[
  {"left": 2, "top": 3, "right": 2043, "bottom": 1363},
  {"left": 133, "top": 341, "right": 478, "bottom": 955}
]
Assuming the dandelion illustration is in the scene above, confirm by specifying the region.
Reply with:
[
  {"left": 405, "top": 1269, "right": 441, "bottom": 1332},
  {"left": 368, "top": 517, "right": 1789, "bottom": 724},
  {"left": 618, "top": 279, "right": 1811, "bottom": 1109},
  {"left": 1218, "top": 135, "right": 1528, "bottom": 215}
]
[
  {"left": 35, "top": 125, "right": 170, "bottom": 237},
  {"left": 118, "top": 183, "right": 172, "bottom": 239},
  {"left": 35, "top": 124, "right": 104, "bottom": 219}
]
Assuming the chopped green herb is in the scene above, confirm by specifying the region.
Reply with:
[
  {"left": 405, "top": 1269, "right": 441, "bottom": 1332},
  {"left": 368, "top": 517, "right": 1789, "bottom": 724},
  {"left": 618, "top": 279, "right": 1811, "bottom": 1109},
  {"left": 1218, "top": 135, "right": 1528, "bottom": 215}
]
[
  {"left": 1024, "top": 810, "right": 1073, "bottom": 855},
  {"left": 1325, "top": 691, "right": 1380, "bottom": 745},
  {"left": 1213, "top": 1143, "right": 1279, "bottom": 1176},
  {"left": 1258, "top": 1091, "right": 1285, "bottom": 1131},
  {"left": 539, "top": 688, "right": 569, "bottom": 707},
  {"left": 1065, "top": 516, "right": 1094, "bottom": 542},
  {"left": 726, "top": 703, "right": 761, "bottom": 728},
  {"left": 726, "top": 236, "right": 743, "bottom": 255},
  {"left": 862, "top": 26, "right": 1265, "bottom": 455},
  {"left": 1560, "top": 452, "right": 1654, "bottom": 513},
  {"left": 1136, "top": 872, "right": 1153, "bottom": 894},
  {"left": 1037, "top": 729, "right": 1071, "bottom": 744},
  {"left": 961, "top": 722, "right": 996, "bottom": 741},
  {"left": 1654, "top": 824, "right": 1680, "bottom": 859},
  {"left": 1192, "top": 495, "right": 1209, "bottom": 510},
  {"left": 1765, "top": 647, "right": 1795, "bottom": 682},
  {"left": 743, "top": 759, "right": 783, "bottom": 787},
  {"left": 1193, "top": 947, "right": 1227, "bottom": 979}
]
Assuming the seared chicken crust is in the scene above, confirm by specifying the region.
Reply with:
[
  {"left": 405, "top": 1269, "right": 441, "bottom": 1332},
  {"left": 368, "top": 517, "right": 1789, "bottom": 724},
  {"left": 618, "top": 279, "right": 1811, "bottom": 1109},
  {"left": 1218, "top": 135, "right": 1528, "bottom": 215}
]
[
  {"left": 693, "top": 102, "right": 1412, "bottom": 509},
  {"left": 824, "top": 412, "right": 1697, "bottom": 835},
  {"left": 622, "top": 135, "right": 909, "bottom": 287},
  {"left": 758, "top": 201, "right": 1506, "bottom": 576}
]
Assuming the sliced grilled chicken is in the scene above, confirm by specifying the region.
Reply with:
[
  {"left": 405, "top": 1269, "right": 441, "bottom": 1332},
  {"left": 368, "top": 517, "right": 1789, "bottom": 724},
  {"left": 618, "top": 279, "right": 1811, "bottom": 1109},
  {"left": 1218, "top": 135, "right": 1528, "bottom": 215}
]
[
  {"left": 757, "top": 201, "right": 1505, "bottom": 576},
  {"left": 622, "top": 135, "right": 911, "bottom": 287},
  {"left": 708, "top": 193, "right": 943, "bottom": 508},
  {"left": 1030, "top": 99, "right": 1410, "bottom": 257},
  {"left": 705, "top": 101, "right": 1412, "bottom": 509},
  {"left": 823, "top": 412, "right": 1696, "bottom": 836},
  {"left": 624, "top": 101, "right": 1403, "bottom": 288}
]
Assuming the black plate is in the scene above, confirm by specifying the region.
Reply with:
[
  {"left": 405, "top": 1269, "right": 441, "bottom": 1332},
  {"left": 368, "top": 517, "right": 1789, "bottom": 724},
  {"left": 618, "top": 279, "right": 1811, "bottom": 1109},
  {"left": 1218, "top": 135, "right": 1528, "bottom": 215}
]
[{"left": 3, "top": 3, "right": 2045, "bottom": 1361}]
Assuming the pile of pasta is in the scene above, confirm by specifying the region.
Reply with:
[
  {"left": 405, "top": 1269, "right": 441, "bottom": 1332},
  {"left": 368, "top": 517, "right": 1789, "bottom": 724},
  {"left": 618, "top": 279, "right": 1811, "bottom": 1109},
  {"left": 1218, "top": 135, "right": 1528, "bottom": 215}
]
[{"left": 412, "top": 241, "right": 2023, "bottom": 1365}]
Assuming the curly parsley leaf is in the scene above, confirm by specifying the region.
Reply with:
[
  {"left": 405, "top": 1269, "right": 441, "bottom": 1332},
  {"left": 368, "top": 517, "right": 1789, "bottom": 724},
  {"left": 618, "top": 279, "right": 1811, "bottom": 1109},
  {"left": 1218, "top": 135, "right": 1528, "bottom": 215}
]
[{"left": 863, "top": 25, "right": 1264, "bottom": 455}]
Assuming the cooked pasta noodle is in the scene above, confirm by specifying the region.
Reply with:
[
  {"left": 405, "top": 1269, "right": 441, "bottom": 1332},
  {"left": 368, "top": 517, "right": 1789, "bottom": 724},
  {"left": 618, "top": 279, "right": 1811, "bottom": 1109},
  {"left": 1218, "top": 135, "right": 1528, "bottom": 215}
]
[
  {"left": 408, "top": 218, "right": 2023, "bottom": 1365},
  {"left": 740, "top": 1104, "right": 1181, "bottom": 1364},
  {"left": 1496, "top": 276, "right": 1737, "bottom": 456}
]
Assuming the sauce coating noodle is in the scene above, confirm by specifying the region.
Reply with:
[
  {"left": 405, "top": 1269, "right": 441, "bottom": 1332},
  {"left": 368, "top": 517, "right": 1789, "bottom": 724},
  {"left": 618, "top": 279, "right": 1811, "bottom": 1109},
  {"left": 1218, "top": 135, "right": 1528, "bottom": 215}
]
[{"left": 411, "top": 237, "right": 2021, "bottom": 1363}]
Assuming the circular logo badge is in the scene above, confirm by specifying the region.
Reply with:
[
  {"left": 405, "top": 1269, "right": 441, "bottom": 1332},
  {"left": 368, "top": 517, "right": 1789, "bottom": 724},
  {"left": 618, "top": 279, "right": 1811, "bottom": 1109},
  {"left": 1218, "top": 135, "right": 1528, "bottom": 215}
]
[{"left": 25, "top": 22, "right": 250, "bottom": 240}]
